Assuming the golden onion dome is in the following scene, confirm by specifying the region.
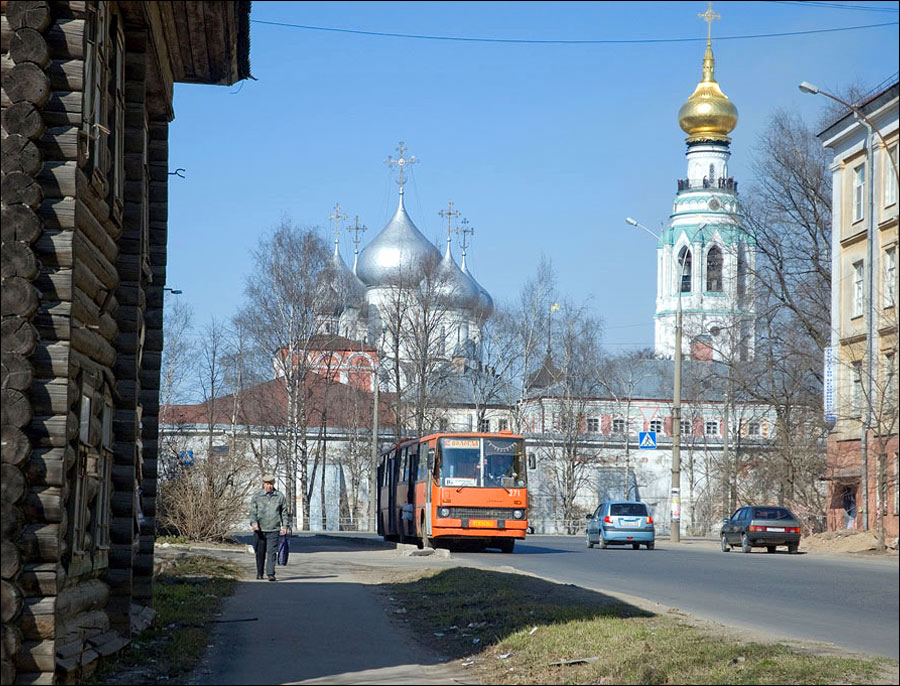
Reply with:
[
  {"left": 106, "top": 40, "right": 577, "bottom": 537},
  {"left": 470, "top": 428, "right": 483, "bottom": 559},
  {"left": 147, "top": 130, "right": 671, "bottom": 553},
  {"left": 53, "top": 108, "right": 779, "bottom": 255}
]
[{"left": 678, "top": 42, "right": 738, "bottom": 142}]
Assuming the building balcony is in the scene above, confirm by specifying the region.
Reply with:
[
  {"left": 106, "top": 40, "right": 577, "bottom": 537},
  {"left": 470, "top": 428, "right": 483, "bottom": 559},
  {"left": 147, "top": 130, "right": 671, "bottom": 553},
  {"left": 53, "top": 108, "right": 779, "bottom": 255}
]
[{"left": 677, "top": 177, "right": 739, "bottom": 194}]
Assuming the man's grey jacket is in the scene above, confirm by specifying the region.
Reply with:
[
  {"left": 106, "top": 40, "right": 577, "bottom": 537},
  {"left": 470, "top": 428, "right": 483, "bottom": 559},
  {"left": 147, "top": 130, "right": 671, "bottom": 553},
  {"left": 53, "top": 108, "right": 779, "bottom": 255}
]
[{"left": 249, "top": 489, "right": 287, "bottom": 532}]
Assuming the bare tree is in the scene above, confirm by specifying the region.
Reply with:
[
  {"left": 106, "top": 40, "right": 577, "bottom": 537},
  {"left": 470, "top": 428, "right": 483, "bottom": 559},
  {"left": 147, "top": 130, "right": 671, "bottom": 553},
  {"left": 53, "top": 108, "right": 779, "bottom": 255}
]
[
  {"left": 159, "top": 296, "right": 195, "bottom": 480},
  {"left": 598, "top": 350, "right": 656, "bottom": 501},
  {"left": 538, "top": 302, "right": 605, "bottom": 534},
  {"left": 237, "top": 220, "right": 332, "bottom": 530},
  {"left": 512, "top": 256, "right": 558, "bottom": 430}
]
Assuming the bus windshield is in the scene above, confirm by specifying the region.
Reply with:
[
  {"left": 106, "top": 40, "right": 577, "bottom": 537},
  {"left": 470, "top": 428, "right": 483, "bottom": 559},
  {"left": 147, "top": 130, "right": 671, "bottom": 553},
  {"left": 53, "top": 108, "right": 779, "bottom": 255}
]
[{"left": 439, "top": 437, "right": 526, "bottom": 488}]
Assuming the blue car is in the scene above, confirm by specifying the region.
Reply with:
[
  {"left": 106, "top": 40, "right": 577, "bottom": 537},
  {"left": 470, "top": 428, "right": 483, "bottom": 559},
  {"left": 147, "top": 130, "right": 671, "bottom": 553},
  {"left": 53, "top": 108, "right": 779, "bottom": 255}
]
[{"left": 586, "top": 501, "right": 655, "bottom": 550}]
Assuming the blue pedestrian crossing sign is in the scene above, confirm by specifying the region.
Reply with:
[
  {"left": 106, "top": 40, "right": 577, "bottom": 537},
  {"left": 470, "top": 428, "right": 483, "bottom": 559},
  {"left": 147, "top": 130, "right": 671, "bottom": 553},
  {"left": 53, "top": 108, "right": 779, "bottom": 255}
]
[{"left": 638, "top": 431, "right": 657, "bottom": 449}]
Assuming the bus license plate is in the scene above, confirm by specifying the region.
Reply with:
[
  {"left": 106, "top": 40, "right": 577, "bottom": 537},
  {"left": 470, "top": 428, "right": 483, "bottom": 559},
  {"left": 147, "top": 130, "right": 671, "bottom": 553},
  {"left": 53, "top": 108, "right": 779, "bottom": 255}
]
[{"left": 469, "top": 520, "right": 496, "bottom": 528}]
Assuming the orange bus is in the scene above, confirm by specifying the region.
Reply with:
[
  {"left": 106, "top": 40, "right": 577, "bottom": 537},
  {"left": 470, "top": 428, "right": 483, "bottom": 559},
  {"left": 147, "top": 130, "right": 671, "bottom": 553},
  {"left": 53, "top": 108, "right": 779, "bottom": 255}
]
[{"left": 376, "top": 431, "right": 528, "bottom": 553}]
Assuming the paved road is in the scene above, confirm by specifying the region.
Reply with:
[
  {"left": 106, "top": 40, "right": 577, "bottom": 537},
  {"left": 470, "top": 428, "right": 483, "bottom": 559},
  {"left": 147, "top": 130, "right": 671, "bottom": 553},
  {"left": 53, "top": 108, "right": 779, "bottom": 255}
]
[{"left": 450, "top": 535, "right": 900, "bottom": 659}]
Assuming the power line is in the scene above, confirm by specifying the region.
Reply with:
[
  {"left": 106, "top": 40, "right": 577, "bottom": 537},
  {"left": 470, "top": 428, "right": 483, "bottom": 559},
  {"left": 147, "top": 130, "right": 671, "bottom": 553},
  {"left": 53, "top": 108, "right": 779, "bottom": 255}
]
[
  {"left": 249, "top": 18, "right": 898, "bottom": 44},
  {"left": 772, "top": 1, "right": 899, "bottom": 12}
]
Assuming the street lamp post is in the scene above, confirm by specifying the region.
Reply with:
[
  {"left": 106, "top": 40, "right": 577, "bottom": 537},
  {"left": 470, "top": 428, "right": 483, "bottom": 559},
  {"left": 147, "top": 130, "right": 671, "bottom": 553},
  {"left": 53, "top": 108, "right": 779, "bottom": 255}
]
[
  {"left": 626, "top": 218, "right": 706, "bottom": 543},
  {"left": 800, "top": 82, "right": 899, "bottom": 533}
]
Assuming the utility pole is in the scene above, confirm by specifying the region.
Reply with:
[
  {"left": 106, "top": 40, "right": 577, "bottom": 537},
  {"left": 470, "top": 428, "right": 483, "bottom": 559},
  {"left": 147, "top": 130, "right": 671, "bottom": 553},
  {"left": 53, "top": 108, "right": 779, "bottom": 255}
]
[
  {"left": 672, "top": 298, "right": 682, "bottom": 543},
  {"left": 369, "top": 359, "right": 380, "bottom": 533}
]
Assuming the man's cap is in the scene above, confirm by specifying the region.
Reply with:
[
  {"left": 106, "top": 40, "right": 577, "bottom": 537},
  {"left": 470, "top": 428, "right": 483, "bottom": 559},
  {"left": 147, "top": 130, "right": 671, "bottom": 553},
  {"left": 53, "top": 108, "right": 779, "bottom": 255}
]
[{"left": 262, "top": 473, "right": 276, "bottom": 483}]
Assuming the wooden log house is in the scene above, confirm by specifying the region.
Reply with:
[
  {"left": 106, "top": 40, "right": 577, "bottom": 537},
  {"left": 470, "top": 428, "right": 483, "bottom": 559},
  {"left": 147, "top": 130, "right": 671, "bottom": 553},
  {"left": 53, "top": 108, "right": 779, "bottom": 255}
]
[{"left": 1, "top": 2, "right": 250, "bottom": 682}]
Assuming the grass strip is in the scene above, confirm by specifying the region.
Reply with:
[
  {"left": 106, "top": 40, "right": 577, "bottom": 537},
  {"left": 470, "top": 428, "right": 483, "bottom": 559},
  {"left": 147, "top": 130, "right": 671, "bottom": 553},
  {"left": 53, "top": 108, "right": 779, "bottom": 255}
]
[
  {"left": 382, "top": 567, "right": 893, "bottom": 685},
  {"left": 90, "top": 555, "right": 241, "bottom": 684}
]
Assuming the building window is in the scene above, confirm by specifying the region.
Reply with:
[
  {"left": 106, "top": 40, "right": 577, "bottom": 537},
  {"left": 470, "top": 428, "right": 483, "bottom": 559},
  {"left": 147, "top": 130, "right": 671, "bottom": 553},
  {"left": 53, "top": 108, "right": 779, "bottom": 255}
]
[
  {"left": 678, "top": 246, "right": 692, "bottom": 293},
  {"left": 587, "top": 417, "right": 600, "bottom": 433},
  {"left": 498, "top": 419, "right": 508, "bottom": 432},
  {"left": 478, "top": 419, "right": 491, "bottom": 433},
  {"left": 853, "top": 261, "right": 865, "bottom": 317},
  {"left": 853, "top": 164, "right": 865, "bottom": 222},
  {"left": 884, "top": 247, "right": 896, "bottom": 308},
  {"left": 466, "top": 415, "right": 473, "bottom": 432},
  {"left": 706, "top": 246, "right": 723, "bottom": 292},
  {"left": 439, "top": 417, "right": 448, "bottom": 432},
  {"left": 528, "top": 453, "right": 536, "bottom": 470},
  {"left": 612, "top": 418, "right": 627, "bottom": 434},
  {"left": 680, "top": 420, "right": 692, "bottom": 437},
  {"left": 649, "top": 419, "right": 663, "bottom": 433},
  {"left": 748, "top": 422, "right": 761, "bottom": 437},
  {"left": 885, "top": 145, "right": 898, "bottom": 207},
  {"left": 705, "top": 421, "right": 719, "bottom": 437},
  {"left": 736, "top": 244, "right": 747, "bottom": 297}
]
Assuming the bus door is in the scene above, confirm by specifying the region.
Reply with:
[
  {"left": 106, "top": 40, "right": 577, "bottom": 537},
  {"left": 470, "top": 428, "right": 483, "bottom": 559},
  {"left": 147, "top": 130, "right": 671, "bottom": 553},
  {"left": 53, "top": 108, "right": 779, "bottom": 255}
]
[
  {"left": 376, "top": 460, "right": 384, "bottom": 535},
  {"left": 387, "top": 451, "right": 398, "bottom": 537},
  {"left": 403, "top": 445, "right": 418, "bottom": 537},
  {"left": 424, "top": 445, "right": 436, "bottom": 537}
]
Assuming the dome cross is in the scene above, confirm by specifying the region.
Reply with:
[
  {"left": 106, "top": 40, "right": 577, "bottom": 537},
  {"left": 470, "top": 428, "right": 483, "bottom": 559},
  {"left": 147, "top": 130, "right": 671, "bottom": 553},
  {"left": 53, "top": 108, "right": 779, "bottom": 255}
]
[
  {"left": 385, "top": 141, "right": 419, "bottom": 192},
  {"left": 329, "top": 203, "right": 348, "bottom": 245},
  {"left": 699, "top": 2, "right": 720, "bottom": 45},
  {"left": 439, "top": 200, "right": 461, "bottom": 246},
  {"left": 454, "top": 218, "right": 474, "bottom": 257}
]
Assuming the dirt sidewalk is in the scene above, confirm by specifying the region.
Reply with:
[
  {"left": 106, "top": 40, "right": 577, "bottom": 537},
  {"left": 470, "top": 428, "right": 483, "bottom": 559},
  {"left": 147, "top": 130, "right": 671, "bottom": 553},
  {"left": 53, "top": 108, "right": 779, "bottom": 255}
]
[{"left": 186, "top": 535, "right": 475, "bottom": 685}]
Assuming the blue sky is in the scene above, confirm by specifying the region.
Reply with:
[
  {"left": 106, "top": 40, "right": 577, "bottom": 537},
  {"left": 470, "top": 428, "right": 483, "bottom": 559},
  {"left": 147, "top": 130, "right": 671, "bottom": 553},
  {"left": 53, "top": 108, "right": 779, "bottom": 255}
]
[{"left": 166, "top": 1, "right": 899, "bottom": 351}]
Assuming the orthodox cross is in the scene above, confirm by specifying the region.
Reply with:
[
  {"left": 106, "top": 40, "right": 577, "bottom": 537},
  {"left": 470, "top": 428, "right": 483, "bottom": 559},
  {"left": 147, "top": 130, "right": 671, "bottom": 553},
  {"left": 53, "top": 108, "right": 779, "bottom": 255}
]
[
  {"left": 454, "top": 218, "right": 474, "bottom": 257},
  {"left": 329, "top": 203, "right": 348, "bottom": 245},
  {"left": 698, "top": 1, "right": 720, "bottom": 43},
  {"left": 346, "top": 215, "right": 367, "bottom": 257},
  {"left": 439, "top": 199, "right": 460, "bottom": 244},
  {"left": 385, "top": 141, "right": 418, "bottom": 191}
]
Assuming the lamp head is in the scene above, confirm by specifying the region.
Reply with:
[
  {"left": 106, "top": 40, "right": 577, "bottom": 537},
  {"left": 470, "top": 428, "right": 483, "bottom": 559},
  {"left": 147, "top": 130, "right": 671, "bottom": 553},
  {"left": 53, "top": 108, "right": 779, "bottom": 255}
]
[
  {"left": 798, "top": 81, "right": 819, "bottom": 95},
  {"left": 625, "top": 217, "right": 638, "bottom": 226}
]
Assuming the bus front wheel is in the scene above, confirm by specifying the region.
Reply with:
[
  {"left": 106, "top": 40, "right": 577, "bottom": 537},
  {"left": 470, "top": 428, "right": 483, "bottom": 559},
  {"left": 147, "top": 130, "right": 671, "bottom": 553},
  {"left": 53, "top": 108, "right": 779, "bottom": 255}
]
[{"left": 499, "top": 538, "right": 515, "bottom": 554}]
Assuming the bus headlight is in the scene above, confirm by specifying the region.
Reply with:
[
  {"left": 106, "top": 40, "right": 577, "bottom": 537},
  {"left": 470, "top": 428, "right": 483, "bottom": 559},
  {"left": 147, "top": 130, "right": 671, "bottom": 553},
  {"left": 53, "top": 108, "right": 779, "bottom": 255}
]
[
  {"left": 513, "top": 510, "right": 524, "bottom": 519},
  {"left": 439, "top": 507, "right": 450, "bottom": 518}
]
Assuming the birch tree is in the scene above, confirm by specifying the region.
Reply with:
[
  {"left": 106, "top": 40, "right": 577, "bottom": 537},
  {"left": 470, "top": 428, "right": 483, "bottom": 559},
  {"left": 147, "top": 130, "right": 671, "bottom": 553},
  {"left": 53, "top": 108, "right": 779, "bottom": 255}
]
[{"left": 237, "top": 220, "right": 331, "bottom": 530}]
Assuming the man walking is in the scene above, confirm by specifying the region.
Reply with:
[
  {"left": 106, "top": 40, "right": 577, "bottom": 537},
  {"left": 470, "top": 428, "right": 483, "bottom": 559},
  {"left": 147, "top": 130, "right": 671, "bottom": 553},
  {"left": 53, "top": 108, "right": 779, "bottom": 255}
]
[{"left": 249, "top": 473, "right": 288, "bottom": 581}]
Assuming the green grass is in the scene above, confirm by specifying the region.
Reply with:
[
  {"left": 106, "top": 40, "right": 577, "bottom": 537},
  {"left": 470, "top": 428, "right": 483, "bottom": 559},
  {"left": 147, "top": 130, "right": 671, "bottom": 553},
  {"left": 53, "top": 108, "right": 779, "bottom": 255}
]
[
  {"left": 90, "top": 555, "right": 241, "bottom": 684},
  {"left": 382, "top": 567, "right": 894, "bottom": 685}
]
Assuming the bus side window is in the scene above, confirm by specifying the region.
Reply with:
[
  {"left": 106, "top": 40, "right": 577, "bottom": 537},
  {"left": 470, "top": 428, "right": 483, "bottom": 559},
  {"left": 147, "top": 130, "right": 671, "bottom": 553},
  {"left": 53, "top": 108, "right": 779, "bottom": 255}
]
[{"left": 399, "top": 448, "right": 408, "bottom": 481}]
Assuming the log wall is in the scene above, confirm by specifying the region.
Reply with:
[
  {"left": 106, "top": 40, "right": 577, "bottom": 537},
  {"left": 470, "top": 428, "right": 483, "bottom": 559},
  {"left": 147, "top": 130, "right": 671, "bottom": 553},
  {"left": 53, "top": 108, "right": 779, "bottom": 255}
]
[
  {"left": 2, "top": 1, "right": 163, "bottom": 682},
  {"left": 4, "top": 0, "right": 244, "bottom": 681},
  {"left": 2, "top": 3, "right": 54, "bottom": 684}
]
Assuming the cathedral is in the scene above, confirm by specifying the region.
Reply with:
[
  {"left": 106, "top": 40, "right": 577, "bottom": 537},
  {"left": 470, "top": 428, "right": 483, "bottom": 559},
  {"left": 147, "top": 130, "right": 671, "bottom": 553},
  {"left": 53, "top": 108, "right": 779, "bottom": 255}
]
[{"left": 316, "top": 143, "right": 494, "bottom": 384}]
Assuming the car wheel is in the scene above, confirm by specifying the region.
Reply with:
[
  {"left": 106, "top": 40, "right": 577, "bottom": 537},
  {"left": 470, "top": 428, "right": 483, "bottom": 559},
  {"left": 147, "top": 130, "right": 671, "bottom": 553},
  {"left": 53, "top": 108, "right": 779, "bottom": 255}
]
[
  {"left": 766, "top": 545, "right": 776, "bottom": 554},
  {"left": 632, "top": 543, "right": 640, "bottom": 550},
  {"left": 721, "top": 535, "right": 730, "bottom": 552},
  {"left": 646, "top": 542, "right": 655, "bottom": 550},
  {"left": 586, "top": 535, "right": 594, "bottom": 549},
  {"left": 741, "top": 533, "right": 752, "bottom": 554},
  {"left": 598, "top": 531, "right": 607, "bottom": 549},
  {"left": 788, "top": 542, "right": 799, "bottom": 554}
]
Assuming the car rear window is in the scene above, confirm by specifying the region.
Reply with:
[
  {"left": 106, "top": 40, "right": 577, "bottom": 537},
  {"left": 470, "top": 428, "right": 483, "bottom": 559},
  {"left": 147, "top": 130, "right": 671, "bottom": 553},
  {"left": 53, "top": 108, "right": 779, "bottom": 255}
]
[
  {"left": 610, "top": 503, "right": 648, "bottom": 516},
  {"left": 752, "top": 507, "right": 794, "bottom": 520}
]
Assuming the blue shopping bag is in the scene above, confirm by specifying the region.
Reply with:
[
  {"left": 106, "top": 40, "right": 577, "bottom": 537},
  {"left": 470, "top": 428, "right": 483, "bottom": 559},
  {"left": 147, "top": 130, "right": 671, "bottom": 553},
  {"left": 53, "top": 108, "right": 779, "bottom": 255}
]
[{"left": 277, "top": 535, "right": 290, "bottom": 566}]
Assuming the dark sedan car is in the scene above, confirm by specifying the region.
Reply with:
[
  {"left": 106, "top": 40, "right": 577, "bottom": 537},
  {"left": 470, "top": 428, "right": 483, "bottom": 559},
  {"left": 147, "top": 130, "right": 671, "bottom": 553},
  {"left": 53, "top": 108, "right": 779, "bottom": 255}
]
[{"left": 721, "top": 506, "right": 802, "bottom": 553}]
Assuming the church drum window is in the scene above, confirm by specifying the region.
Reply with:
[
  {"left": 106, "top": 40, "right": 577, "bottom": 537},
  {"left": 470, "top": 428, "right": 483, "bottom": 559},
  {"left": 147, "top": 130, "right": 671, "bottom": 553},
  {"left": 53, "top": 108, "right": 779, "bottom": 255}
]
[
  {"left": 706, "top": 246, "right": 723, "bottom": 292},
  {"left": 678, "top": 246, "right": 692, "bottom": 293}
]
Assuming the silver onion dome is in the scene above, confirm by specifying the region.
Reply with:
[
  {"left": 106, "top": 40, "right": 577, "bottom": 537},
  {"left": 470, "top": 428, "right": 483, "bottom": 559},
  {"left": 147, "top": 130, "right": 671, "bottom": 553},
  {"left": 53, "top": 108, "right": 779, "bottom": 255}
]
[
  {"left": 356, "top": 192, "right": 442, "bottom": 288},
  {"left": 436, "top": 242, "right": 480, "bottom": 311},
  {"left": 331, "top": 243, "right": 367, "bottom": 310},
  {"left": 461, "top": 253, "right": 494, "bottom": 318}
]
